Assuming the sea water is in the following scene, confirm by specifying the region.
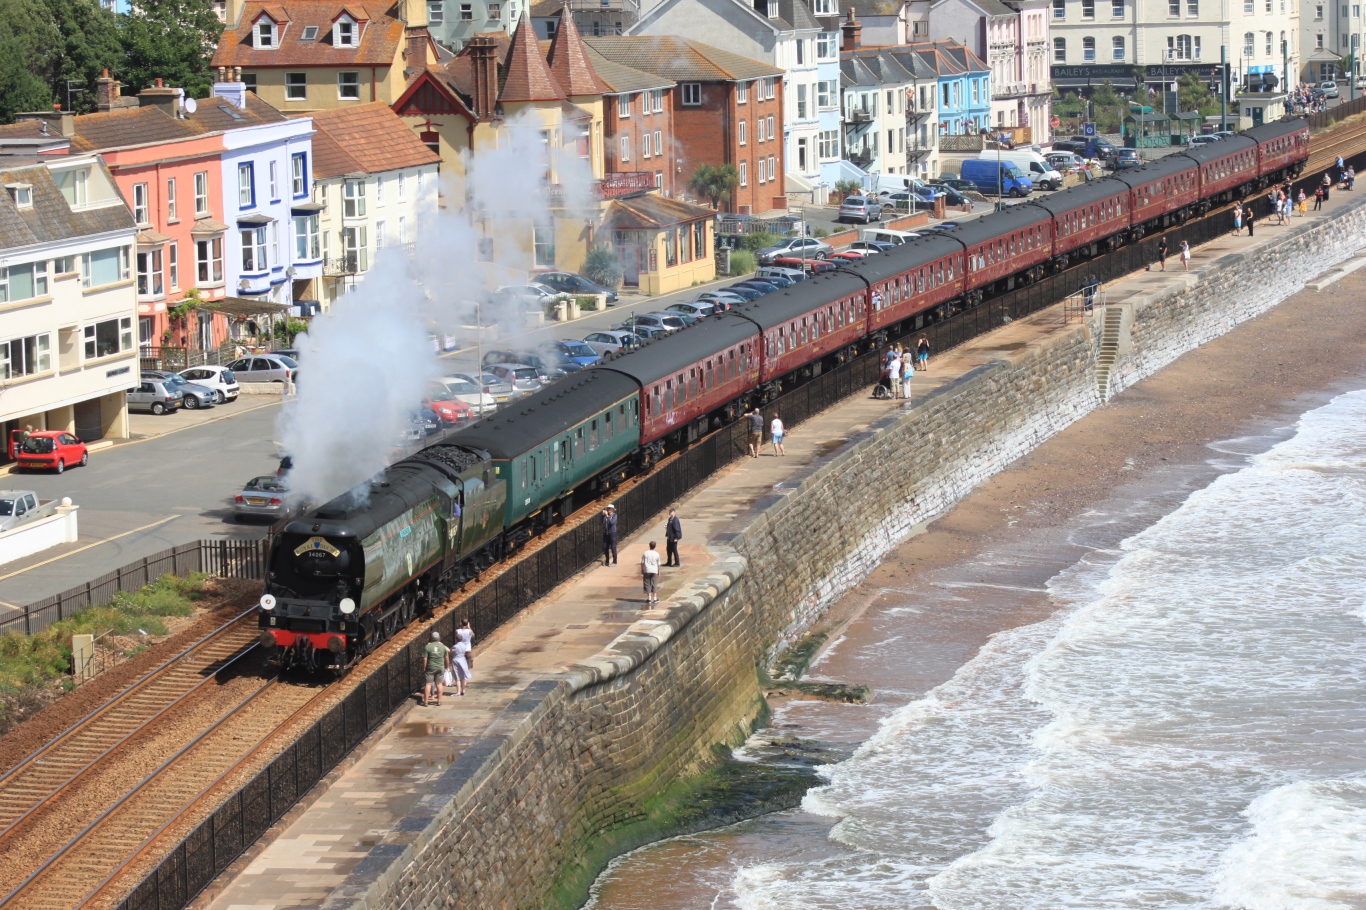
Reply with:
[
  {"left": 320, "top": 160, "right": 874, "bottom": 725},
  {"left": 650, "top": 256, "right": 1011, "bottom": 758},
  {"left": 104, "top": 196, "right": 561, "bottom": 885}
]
[{"left": 587, "top": 388, "right": 1366, "bottom": 910}]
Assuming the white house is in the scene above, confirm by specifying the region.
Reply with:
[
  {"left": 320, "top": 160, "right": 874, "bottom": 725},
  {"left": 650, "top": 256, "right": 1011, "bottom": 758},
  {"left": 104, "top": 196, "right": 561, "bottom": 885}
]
[
  {"left": 303, "top": 102, "right": 441, "bottom": 308},
  {"left": 0, "top": 150, "right": 138, "bottom": 446}
]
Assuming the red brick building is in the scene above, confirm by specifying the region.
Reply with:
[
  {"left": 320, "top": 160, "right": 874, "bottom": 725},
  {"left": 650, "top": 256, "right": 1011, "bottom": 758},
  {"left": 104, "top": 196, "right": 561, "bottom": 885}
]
[
  {"left": 585, "top": 36, "right": 786, "bottom": 215},
  {"left": 586, "top": 50, "right": 678, "bottom": 199}
]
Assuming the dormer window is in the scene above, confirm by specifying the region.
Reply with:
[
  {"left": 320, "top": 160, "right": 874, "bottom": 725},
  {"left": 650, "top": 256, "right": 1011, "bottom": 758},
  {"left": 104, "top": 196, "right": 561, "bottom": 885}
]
[
  {"left": 255, "top": 20, "right": 277, "bottom": 48},
  {"left": 767, "top": 0, "right": 777, "bottom": 15},
  {"left": 301, "top": 25, "right": 319, "bottom": 40},
  {"left": 335, "top": 17, "right": 357, "bottom": 46},
  {"left": 6, "top": 184, "right": 33, "bottom": 209},
  {"left": 754, "top": 0, "right": 777, "bottom": 16}
]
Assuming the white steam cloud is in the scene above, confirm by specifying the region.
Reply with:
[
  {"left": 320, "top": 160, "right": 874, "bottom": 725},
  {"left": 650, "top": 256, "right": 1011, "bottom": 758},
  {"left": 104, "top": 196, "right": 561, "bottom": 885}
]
[{"left": 276, "top": 110, "right": 601, "bottom": 509}]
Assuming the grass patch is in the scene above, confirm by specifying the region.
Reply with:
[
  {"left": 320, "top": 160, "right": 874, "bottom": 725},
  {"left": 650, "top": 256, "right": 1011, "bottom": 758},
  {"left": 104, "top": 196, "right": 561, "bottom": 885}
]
[
  {"left": 728, "top": 249, "right": 757, "bottom": 275},
  {"left": 0, "top": 573, "right": 208, "bottom": 693}
]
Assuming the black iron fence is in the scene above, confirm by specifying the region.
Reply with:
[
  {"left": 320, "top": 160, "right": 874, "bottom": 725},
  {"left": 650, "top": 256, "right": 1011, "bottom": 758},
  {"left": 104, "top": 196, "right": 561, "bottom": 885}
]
[
  {"left": 107, "top": 193, "right": 1323, "bottom": 910},
  {"left": 0, "top": 539, "right": 268, "bottom": 637},
  {"left": 1306, "top": 93, "right": 1366, "bottom": 131}
]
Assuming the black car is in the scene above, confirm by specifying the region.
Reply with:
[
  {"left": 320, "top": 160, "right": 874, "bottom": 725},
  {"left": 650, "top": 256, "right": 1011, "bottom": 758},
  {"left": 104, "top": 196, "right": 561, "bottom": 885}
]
[
  {"left": 935, "top": 185, "right": 972, "bottom": 207},
  {"left": 531, "top": 271, "right": 619, "bottom": 303},
  {"left": 731, "top": 279, "right": 781, "bottom": 295},
  {"left": 931, "top": 176, "right": 980, "bottom": 194},
  {"left": 724, "top": 285, "right": 765, "bottom": 301}
]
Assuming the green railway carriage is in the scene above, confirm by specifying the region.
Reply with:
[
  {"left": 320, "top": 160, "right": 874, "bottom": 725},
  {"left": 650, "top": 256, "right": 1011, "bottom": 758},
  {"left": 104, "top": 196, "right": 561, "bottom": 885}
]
[{"left": 445, "top": 369, "right": 642, "bottom": 547}]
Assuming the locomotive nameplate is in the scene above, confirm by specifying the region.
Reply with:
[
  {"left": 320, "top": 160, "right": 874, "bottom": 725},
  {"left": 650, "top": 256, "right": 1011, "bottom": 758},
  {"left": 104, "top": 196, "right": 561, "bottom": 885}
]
[{"left": 294, "top": 536, "right": 342, "bottom": 557}]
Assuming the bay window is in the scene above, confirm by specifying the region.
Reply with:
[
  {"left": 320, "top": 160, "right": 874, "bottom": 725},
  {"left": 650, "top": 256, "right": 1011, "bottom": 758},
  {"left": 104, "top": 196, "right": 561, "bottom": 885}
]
[
  {"left": 241, "top": 226, "right": 268, "bottom": 272},
  {"left": 196, "top": 237, "right": 224, "bottom": 283},
  {"left": 294, "top": 214, "right": 321, "bottom": 260}
]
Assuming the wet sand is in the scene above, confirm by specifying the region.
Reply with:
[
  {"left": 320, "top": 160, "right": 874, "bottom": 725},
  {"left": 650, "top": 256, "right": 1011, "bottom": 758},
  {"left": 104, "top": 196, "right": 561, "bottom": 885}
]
[{"left": 587, "top": 266, "right": 1366, "bottom": 908}]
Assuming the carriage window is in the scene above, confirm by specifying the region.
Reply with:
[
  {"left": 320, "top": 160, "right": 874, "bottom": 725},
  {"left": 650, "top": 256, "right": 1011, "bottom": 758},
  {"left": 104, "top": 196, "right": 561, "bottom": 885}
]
[
  {"left": 575, "top": 427, "right": 586, "bottom": 456},
  {"left": 665, "top": 380, "right": 674, "bottom": 410},
  {"left": 590, "top": 419, "right": 599, "bottom": 450},
  {"left": 530, "top": 453, "right": 538, "bottom": 483},
  {"left": 652, "top": 386, "right": 661, "bottom": 415},
  {"left": 605, "top": 410, "right": 614, "bottom": 439},
  {"left": 519, "top": 458, "right": 527, "bottom": 490},
  {"left": 706, "top": 360, "right": 714, "bottom": 389}
]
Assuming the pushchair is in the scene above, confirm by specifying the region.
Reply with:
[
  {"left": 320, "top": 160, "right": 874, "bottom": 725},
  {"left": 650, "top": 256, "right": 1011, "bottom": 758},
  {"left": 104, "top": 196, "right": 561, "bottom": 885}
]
[{"left": 873, "top": 366, "right": 895, "bottom": 399}]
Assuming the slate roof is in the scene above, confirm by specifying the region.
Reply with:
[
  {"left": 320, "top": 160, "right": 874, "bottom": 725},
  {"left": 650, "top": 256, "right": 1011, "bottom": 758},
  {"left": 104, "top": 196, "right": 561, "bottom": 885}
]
[
  {"left": 775, "top": 0, "right": 820, "bottom": 30},
  {"left": 499, "top": 15, "right": 568, "bottom": 102},
  {"left": 605, "top": 193, "right": 714, "bottom": 228},
  {"left": 212, "top": 0, "right": 406, "bottom": 68},
  {"left": 844, "top": 0, "right": 906, "bottom": 16},
  {"left": 308, "top": 102, "right": 440, "bottom": 178},
  {"left": 841, "top": 48, "right": 918, "bottom": 86},
  {"left": 0, "top": 160, "right": 135, "bottom": 251},
  {"left": 969, "top": 0, "right": 1017, "bottom": 17},
  {"left": 584, "top": 36, "right": 783, "bottom": 82},
  {"left": 584, "top": 50, "right": 675, "bottom": 94},
  {"left": 547, "top": 5, "right": 609, "bottom": 97}
]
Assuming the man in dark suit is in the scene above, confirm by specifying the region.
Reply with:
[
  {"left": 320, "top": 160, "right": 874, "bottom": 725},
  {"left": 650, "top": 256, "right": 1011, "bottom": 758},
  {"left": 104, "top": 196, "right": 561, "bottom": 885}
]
[
  {"left": 665, "top": 508, "right": 682, "bottom": 568},
  {"left": 602, "top": 504, "right": 618, "bottom": 566}
]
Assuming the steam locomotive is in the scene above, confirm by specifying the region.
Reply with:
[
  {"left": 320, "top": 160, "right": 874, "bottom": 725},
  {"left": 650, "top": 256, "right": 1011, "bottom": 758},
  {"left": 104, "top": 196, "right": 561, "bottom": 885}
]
[{"left": 258, "top": 119, "right": 1312, "bottom": 672}]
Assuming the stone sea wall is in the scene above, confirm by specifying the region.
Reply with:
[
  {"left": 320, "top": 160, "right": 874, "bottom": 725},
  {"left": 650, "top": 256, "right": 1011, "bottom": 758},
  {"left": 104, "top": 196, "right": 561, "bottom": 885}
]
[{"left": 322, "top": 196, "right": 1366, "bottom": 910}]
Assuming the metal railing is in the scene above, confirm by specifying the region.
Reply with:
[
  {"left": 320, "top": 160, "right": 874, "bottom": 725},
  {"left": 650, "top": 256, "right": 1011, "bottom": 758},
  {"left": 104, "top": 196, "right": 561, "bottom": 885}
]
[
  {"left": 139, "top": 346, "right": 235, "bottom": 372},
  {"left": 1305, "top": 92, "right": 1366, "bottom": 130},
  {"left": 0, "top": 539, "right": 269, "bottom": 637}
]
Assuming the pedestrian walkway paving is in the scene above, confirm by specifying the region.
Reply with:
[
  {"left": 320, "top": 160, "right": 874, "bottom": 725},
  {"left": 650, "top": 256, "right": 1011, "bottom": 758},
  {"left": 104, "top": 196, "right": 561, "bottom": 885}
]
[{"left": 193, "top": 188, "right": 1359, "bottom": 910}]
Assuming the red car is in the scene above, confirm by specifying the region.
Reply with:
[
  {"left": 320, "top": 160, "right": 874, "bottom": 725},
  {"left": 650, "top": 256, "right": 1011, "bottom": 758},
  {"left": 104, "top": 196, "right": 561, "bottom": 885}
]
[
  {"left": 771, "top": 256, "right": 838, "bottom": 274},
  {"left": 16, "top": 430, "right": 88, "bottom": 473},
  {"left": 829, "top": 250, "right": 872, "bottom": 262},
  {"left": 423, "top": 386, "right": 474, "bottom": 426}
]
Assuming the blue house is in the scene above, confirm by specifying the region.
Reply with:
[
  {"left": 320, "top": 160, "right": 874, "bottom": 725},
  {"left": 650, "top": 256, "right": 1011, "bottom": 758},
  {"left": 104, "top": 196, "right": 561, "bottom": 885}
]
[
  {"left": 909, "top": 39, "right": 990, "bottom": 137},
  {"left": 211, "top": 81, "right": 321, "bottom": 310}
]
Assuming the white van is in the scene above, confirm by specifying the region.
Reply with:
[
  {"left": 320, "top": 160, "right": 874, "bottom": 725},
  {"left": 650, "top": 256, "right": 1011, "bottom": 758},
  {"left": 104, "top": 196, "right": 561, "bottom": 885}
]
[
  {"left": 978, "top": 149, "right": 1063, "bottom": 190},
  {"left": 861, "top": 228, "right": 920, "bottom": 246}
]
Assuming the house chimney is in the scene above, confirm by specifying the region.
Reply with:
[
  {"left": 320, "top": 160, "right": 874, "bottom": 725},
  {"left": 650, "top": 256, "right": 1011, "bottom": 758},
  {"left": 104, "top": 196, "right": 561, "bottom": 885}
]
[
  {"left": 138, "top": 78, "right": 183, "bottom": 117},
  {"left": 467, "top": 37, "right": 499, "bottom": 121},
  {"left": 96, "top": 69, "right": 121, "bottom": 112},
  {"left": 841, "top": 8, "right": 861, "bottom": 51},
  {"left": 14, "top": 110, "right": 76, "bottom": 136}
]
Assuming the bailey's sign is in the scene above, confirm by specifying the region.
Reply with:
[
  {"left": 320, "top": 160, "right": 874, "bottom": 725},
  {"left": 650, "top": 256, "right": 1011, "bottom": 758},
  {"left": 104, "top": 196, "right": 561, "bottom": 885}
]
[{"left": 1052, "top": 63, "right": 1228, "bottom": 83}]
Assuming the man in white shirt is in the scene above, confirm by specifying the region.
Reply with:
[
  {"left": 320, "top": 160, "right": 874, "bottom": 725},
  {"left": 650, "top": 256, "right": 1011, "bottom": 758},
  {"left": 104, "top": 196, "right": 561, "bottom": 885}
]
[
  {"left": 888, "top": 353, "right": 903, "bottom": 399},
  {"left": 640, "top": 540, "right": 661, "bottom": 605}
]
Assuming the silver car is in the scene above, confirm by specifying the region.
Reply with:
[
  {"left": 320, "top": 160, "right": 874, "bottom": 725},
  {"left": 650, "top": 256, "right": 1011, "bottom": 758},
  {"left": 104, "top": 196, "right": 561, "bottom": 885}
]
[
  {"left": 437, "top": 375, "right": 498, "bottom": 415},
  {"left": 667, "top": 302, "right": 717, "bottom": 320},
  {"left": 583, "top": 330, "right": 643, "bottom": 355},
  {"left": 0, "top": 491, "right": 40, "bottom": 532},
  {"left": 127, "top": 377, "right": 184, "bottom": 415},
  {"left": 144, "top": 371, "right": 215, "bottom": 410},
  {"left": 446, "top": 370, "right": 516, "bottom": 406},
  {"left": 178, "top": 365, "right": 240, "bottom": 403},
  {"left": 485, "top": 363, "right": 543, "bottom": 396},
  {"left": 233, "top": 475, "right": 288, "bottom": 522},
  {"left": 225, "top": 354, "right": 298, "bottom": 383}
]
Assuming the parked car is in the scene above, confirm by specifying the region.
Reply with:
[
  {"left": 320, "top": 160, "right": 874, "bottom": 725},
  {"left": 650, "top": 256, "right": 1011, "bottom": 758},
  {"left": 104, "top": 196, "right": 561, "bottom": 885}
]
[
  {"left": 723, "top": 284, "right": 765, "bottom": 301},
  {"left": 143, "top": 371, "right": 216, "bottom": 410},
  {"left": 749, "top": 269, "right": 796, "bottom": 285},
  {"left": 495, "top": 284, "right": 556, "bottom": 307},
  {"left": 411, "top": 407, "right": 443, "bottom": 436},
  {"left": 423, "top": 384, "right": 474, "bottom": 426},
  {"left": 616, "top": 312, "right": 688, "bottom": 334},
  {"left": 1054, "top": 136, "right": 1119, "bottom": 159},
  {"left": 756, "top": 266, "right": 805, "bottom": 283},
  {"left": 177, "top": 365, "right": 240, "bottom": 404},
  {"left": 771, "top": 256, "right": 837, "bottom": 274},
  {"left": 936, "top": 185, "right": 972, "bottom": 207},
  {"left": 667, "top": 310, "right": 701, "bottom": 326},
  {"left": 269, "top": 348, "right": 302, "bottom": 361},
  {"left": 1187, "top": 135, "right": 1220, "bottom": 148},
  {"left": 16, "top": 432, "right": 87, "bottom": 473},
  {"left": 224, "top": 354, "right": 297, "bottom": 384},
  {"left": 127, "top": 376, "right": 184, "bottom": 415},
  {"left": 876, "top": 191, "right": 919, "bottom": 211},
  {"left": 830, "top": 249, "right": 872, "bottom": 262},
  {"left": 540, "top": 339, "right": 603, "bottom": 368},
  {"left": 481, "top": 349, "right": 573, "bottom": 379},
  {"left": 1321, "top": 80, "right": 1340, "bottom": 98},
  {"left": 730, "top": 279, "right": 782, "bottom": 294},
  {"left": 1044, "top": 151, "right": 1085, "bottom": 173},
  {"left": 232, "top": 475, "right": 289, "bottom": 522},
  {"left": 0, "top": 491, "right": 40, "bottom": 531},
  {"left": 1214, "top": 130, "right": 1238, "bottom": 140},
  {"left": 436, "top": 375, "right": 498, "bottom": 414},
  {"left": 1112, "top": 148, "right": 1143, "bottom": 169},
  {"left": 838, "top": 195, "right": 883, "bottom": 224},
  {"left": 619, "top": 322, "right": 670, "bottom": 340},
  {"left": 485, "top": 363, "right": 544, "bottom": 396},
  {"left": 531, "top": 271, "right": 619, "bottom": 303},
  {"left": 667, "top": 302, "right": 717, "bottom": 320},
  {"left": 755, "top": 237, "right": 833, "bottom": 264},
  {"left": 695, "top": 290, "right": 747, "bottom": 307},
  {"left": 930, "top": 175, "right": 980, "bottom": 194},
  {"left": 445, "top": 371, "right": 515, "bottom": 406},
  {"left": 582, "top": 330, "right": 643, "bottom": 355}
]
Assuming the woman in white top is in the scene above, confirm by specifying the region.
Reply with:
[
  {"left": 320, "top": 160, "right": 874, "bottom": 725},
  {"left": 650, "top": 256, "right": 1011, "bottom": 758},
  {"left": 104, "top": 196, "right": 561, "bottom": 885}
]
[
  {"left": 770, "top": 414, "right": 785, "bottom": 456},
  {"left": 451, "top": 619, "right": 474, "bottom": 696}
]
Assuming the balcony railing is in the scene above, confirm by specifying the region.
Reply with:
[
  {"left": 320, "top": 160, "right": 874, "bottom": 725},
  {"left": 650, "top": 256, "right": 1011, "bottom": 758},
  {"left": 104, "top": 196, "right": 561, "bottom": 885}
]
[
  {"left": 848, "top": 108, "right": 874, "bottom": 123},
  {"left": 323, "top": 254, "right": 359, "bottom": 276}
]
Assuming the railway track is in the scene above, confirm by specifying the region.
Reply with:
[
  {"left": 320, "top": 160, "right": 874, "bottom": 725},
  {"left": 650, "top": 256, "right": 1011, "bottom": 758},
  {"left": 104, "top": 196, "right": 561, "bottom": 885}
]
[
  {"left": 1306, "top": 113, "right": 1366, "bottom": 173},
  {"left": 0, "top": 677, "right": 325, "bottom": 910}
]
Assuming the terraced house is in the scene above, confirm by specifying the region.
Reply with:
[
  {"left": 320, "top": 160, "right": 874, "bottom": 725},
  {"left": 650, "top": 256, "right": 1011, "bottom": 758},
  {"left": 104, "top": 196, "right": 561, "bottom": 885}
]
[
  {"left": 0, "top": 145, "right": 137, "bottom": 448},
  {"left": 839, "top": 29, "right": 943, "bottom": 179},
  {"left": 212, "top": 0, "right": 439, "bottom": 113}
]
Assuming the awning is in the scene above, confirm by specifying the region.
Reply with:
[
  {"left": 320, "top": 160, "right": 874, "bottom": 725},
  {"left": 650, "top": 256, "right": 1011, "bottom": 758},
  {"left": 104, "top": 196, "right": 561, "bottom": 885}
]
[
  {"left": 191, "top": 217, "right": 229, "bottom": 235},
  {"left": 290, "top": 201, "right": 326, "bottom": 213},
  {"left": 135, "top": 229, "right": 171, "bottom": 246},
  {"left": 237, "top": 213, "right": 274, "bottom": 226},
  {"left": 211, "top": 296, "right": 292, "bottom": 319}
]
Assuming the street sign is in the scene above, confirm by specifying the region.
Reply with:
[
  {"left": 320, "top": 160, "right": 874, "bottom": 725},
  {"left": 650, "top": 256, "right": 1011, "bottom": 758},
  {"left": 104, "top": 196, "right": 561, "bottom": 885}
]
[{"left": 1083, "top": 122, "right": 1096, "bottom": 137}]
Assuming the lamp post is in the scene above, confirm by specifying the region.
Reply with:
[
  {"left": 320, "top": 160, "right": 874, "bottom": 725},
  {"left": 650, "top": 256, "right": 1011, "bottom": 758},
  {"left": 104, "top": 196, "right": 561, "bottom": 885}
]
[
  {"left": 1221, "top": 46, "right": 1229, "bottom": 130},
  {"left": 1353, "top": 35, "right": 1359, "bottom": 102}
]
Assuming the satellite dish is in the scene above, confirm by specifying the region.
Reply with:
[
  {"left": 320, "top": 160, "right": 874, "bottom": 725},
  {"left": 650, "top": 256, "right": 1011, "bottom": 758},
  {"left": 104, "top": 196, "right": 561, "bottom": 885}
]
[
  {"left": 184, "top": 97, "right": 198, "bottom": 114},
  {"left": 339, "top": 598, "right": 356, "bottom": 615},
  {"left": 260, "top": 594, "right": 277, "bottom": 610}
]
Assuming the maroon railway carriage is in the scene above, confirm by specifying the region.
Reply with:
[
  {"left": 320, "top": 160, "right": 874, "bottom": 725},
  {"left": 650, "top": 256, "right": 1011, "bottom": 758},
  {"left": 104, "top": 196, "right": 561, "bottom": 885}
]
[
  {"left": 1113, "top": 155, "right": 1201, "bottom": 235},
  {"left": 1186, "top": 135, "right": 1259, "bottom": 208},
  {"left": 854, "top": 234, "right": 965, "bottom": 333},
  {"left": 951, "top": 204, "right": 1054, "bottom": 299},
  {"left": 746, "top": 271, "right": 870, "bottom": 386},
  {"left": 1031, "top": 180, "right": 1134, "bottom": 265},
  {"left": 1246, "top": 120, "right": 1311, "bottom": 180}
]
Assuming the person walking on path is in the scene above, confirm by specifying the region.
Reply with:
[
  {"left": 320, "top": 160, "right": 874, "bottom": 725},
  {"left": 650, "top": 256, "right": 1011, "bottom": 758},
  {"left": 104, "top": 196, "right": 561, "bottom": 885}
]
[
  {"left": 901, "top": 358, "right": 913, "bottom": 402},
  {"left": 1246, "top": 207, "right": 1255, "bottom": 237},
  {"left": 1156, "top": 236, "right": 1168, "bottom": 271},
  {"left": 422, "top": 631, "right": 450, "bottom": 707},
  {"left": 887, "top": 351, "right": 903, "bottom": 399},
  {"left": 1315, "top": 184, "right": 1325, "bottom": 210},
  {"left": 746, "top": 406, "right": 764, "bottom": 458},
  {"left": 640, "top": 541, "right": 661, "bottom": 605},
  {"left": 449, "top": 636, "right": 472, "bottom": 697},
  {"left": 917, "top": 336, "right": 929, "bottom": 371},
  {"left": 1349, "top": 166, "right": 1356, "bottom": 191},
  {"left": 1322, "top": 172, "right": 1332, "bottom": 203},
  {"left": 665, "top": 508, "right": 682, "bottom": 568},
  {"left": 1180, "top": 240, "right": 1191, "bottom": 271},
  {"left": 456, "top": 618, "right": 474, "bottom": 664},
  {"left": 1297, "top": 188, "right": 1307, "bottom": 216},
  {"left": 770, "top": 413, "right": 786, "bottom": 456},
  {"left": 1233, "top": 203, "right": 1243, "bottom": 235},
  {"left": 601, "top": 503, "right": 618, "bottom": 566}
]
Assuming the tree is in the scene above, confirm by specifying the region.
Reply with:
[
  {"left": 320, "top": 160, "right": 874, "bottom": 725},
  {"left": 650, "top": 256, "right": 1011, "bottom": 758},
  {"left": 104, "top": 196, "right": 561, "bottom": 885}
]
[
  {"left": 1176, "top": 72, "right": 1216, "bottom": 115},
  {"left": 0, "top": 27, "right": 52, "bottom": 122},
  {"left": 119, "top": 0, "right": 221, "bottom": 99},
  {"left": 688, "top": 163, "right": 739, "bottom": 209},
  {"left": 582, "top": 245, "right": 623, "bottom": 290},
  {"left": 49, "top": 0, "right": 122, "bottom": 113}
]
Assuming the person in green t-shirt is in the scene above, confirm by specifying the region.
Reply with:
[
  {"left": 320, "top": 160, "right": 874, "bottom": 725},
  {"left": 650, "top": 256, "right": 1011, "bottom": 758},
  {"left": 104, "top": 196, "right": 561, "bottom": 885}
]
[{"left": 423, "top": 630, "right": 450, "bottom": 706}]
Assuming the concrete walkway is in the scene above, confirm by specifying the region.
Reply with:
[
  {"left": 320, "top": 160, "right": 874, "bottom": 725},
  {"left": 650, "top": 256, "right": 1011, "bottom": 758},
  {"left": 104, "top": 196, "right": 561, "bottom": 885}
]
[{"left": 192, "top": 191, "right": 1354, "bottom": 910}]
